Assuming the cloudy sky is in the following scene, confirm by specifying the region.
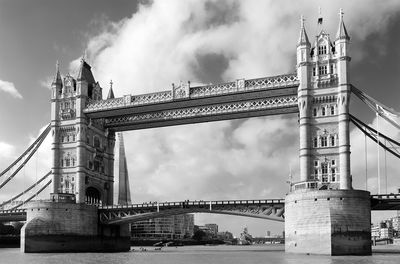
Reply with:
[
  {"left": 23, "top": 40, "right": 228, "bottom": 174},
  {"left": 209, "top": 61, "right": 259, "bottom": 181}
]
[{"left": 1, "top": 0, "right": 400, "bottom": 237}]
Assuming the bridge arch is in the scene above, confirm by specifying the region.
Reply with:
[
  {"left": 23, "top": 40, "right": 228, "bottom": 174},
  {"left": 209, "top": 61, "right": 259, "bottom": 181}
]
[{"left": 85, "top": 186, "right": 102, "bottom": 205}]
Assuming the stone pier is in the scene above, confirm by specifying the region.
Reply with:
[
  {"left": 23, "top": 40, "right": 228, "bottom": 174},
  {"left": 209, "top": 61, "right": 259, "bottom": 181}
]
[
  {"left": 20, "top": 194, "right": 130, "bottom": 253},
  {"left": 285, "top": 189, "right": 371, "bottom": 255}
]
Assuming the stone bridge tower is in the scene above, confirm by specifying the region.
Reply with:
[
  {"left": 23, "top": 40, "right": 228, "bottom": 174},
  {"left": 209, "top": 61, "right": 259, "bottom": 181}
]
[
  {"left": 285, "top": 10, "right": 371, "bottom": 255},
  {"left": 50, "top": 59, "right": 115, "bottom": 205},
  {"left": 296, "top": 10, "right": 351, "bottom": 190}
]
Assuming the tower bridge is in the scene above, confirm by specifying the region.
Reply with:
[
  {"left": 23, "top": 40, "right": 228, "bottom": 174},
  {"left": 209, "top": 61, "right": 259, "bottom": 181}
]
[{"left": 1, "top": 9, "right": 400, "bottom": 255}]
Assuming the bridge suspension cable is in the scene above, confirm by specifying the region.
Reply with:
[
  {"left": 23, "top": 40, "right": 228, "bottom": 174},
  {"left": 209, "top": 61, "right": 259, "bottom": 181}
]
[
  {"left": 0, "top": 124, "right": 50, "bottom": 189},
  {"left": 0, "top": 123, "right": 50, "bottom": 178},
  {"left": 351, "top": 85, "right": 400, "bottom": 130},
  {"left": 0, "top": 171, "right": 51, "bottom": 208},
  {"left": 8, "top": 179, "right": 52, "bottom": 211},
  {"left": 350, "top": 114, "right": 400, "bottom": 159}
]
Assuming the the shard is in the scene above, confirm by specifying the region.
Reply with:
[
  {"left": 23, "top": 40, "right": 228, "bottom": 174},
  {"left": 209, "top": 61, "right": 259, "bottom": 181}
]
[{"left": 118, "top": 132, "right": 131, "bottom": 204}]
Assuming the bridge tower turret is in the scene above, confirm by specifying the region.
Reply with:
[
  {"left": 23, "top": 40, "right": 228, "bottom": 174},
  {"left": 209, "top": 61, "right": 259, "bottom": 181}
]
[
  {"left": 297, "top": 16, "right": 312, "bottom": 183},
  {"left": 50, "top": 61, "right": 62, "bottom": 194},
  {"left": 335, "top": 9, "right": 351, "bottom": 190}
]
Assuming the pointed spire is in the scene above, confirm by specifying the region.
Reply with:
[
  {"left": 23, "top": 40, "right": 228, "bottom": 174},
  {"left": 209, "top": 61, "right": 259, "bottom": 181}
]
[
  {"left": 52, "top": 60, "right": 62, "bottom": 85},
  {"left": 297, "top": 15, "right": 310, "bottom": 47},
  {"left": 336, "top": 8, "right": 350, "bottom": 40},
  {"left": 107, "top": 80, "right": 115, "bottom": 99}
]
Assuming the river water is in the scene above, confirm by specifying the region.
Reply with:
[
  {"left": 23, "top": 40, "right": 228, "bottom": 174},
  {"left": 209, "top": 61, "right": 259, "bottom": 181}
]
[{"left": 1, "top": 245, "right": 400, "bottom": 264}]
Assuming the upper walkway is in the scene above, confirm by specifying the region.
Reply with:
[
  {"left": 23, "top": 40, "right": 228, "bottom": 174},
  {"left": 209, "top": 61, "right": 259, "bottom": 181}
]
[{"left": 83, "top": 74, "right": 299, "bottom": 131}]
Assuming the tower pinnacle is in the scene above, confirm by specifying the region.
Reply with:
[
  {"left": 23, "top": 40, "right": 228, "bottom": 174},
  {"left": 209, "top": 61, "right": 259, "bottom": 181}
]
[
  {"left": 107, "top": 80, "right": 115, "bottom": 99},
  {"left": 297, "top": 15, "right": 310, "bottom": 46},
  {"left": 52, "top": 60, "right": 62, "bottom": 85},
  {"left": 336, "top": 8, "right": 350, "bottom": 40}
]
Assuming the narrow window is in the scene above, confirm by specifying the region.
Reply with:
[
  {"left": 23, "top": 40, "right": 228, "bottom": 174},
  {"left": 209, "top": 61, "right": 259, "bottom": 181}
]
[
  {"left": 314, "top": 160, "right": 319, "bottom": 167},
  {"left": 313, "top": 67, "right": 316, "bottom": 76},
  {"left": 322, "top": 107, "right": 326, "bottom": 116},
  {"left": 331, "top": 136, "right": 335, "bottom": 146},
  {"left": 313, "top": 108, "right": 317, "bottom": 116},
  {"left": 321, "top": 136, "right": 327, "bottom": 147},
  {"left": 331, "top": 168, "right": 336, "bottom": 182},
  {"left": 331, "top": 106, "right": 335, "bottom": 115},
  {"left": 314, "top": 138, "right": 318, "bottom": 148},
  {"left": 331, "top": 160, "right": 335, "bottom": 166},
  {"left": 330, "top": 64, "right": 334, "bottom": 74}
]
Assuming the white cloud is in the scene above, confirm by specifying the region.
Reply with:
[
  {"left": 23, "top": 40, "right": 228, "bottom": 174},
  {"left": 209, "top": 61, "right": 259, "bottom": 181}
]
[
  {"left": 39, "top": 76, "right": 54, "bottom": 90},
  {"left": 0, "top": 79, "right": 22, "bottom": 99},
  {"left": 0, "top": 142, "right": 16, "bottom": 159}
]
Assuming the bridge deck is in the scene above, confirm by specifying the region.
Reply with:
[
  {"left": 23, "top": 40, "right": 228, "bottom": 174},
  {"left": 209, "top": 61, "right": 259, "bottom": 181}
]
[{"left": 1, "top": 195, "right": 398, "bottom": 223}]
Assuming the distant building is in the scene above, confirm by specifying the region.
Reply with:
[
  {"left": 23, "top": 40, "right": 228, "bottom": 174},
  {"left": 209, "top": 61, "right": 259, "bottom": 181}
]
[
  {"left": 391, "top": 216, "right": 400, "bottom": 232},
  {"left": 131, "top": 214, "right": 194, "bottom": 240},
  {"left": 217, "top": 231, "right": 234, "bottom": 241},
  {"left": 371, "top": 221, "right": 394, "bottom": 239},
  {"left": 371, "top": 225, "right": 380, "bottom": 239},
  {"left": 266, "top": 230, "right": 271, "bottom": 237},
  {"left": 205, "top": 224, "right": 218, "bottom": 236}
]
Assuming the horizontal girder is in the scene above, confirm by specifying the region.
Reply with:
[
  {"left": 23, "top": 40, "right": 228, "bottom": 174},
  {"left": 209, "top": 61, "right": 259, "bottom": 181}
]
[
  {"left": 371, "top": 194, "right": 400, "bottom": 210},
  {"left": 83, "top": 74, "right": 299, "bottom": 131},
  {"left": 98, "top": 199, "right": 285, "bottom": 225}
]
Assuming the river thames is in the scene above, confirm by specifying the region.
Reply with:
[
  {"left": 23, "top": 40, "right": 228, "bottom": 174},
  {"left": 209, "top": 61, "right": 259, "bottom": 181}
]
[{"left": 1, "top": 245, "right": 400, "bottom": 264}]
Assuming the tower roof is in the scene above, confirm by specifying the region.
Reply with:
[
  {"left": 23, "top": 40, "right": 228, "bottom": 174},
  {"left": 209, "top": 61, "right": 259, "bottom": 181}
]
[
  {"left": 107, "top": 80, "right": 115, "bottom": 99},
  {"left": 336, "top": 9, "right": 350, "bottom": 40},
  {"left": 52, "top": 60, "right": 62, "bottom": 86},
  {"left": 77, "top": 58, "right": 96, "bottom": 84},
  {"left": 298, "top": 15, "right": 310, "bottom": 47}
]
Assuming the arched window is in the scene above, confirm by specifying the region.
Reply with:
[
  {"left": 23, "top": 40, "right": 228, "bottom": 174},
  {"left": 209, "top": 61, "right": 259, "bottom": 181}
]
[
  {"left": 330, "top": 106, "right": 335, "bottom": 115},
  {"left": 321, "top": 107, "right": 326, "bottom": 116},
  {"left": 86, "top": 187, "right": 101, "bottom": 205},
  {"left": 330, "top": 136, "right": 335, "bottom": 146},
  {"left": 313, "top": 108, "right": 317, "bottom": 116},
  {"left": 331, "top": 168, "right": 336, "bottom": 182},
  {"left": 313, "top": 138, "right": 318, "bottom": 148}
]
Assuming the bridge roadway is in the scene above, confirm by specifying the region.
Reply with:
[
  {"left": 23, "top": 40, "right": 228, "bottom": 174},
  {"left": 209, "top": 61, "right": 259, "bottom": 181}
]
[
  {"left": 1, "top": 194, "right": 399, "bottom": 223},
  {"left": 83, "top": 74, "right": 299, "bottom": 131}
]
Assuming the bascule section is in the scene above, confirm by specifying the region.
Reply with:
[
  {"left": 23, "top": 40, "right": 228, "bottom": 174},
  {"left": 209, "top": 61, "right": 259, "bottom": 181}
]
[
  {"left": 50, "top": 59, "right": 115, "bottom": 205},
  {"left": 285, "top": 11, "right": 371, "bottom": 256}
]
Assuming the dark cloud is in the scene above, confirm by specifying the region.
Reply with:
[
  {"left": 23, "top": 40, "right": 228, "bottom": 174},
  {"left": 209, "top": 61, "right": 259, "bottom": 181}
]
[{"left": 191, "top": 52, "right": 230, "bottom": 83}]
